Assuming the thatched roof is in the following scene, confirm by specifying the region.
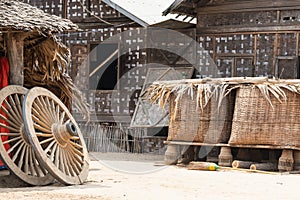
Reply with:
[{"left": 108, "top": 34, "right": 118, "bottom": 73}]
[
  {"left": 0, "top": 1, "right": 89, "bottom": 120},
  {"left": 163, "top": 0, "right": 199, "bottom": 17},
  {"left": 0, "top": 0, "right": 78, "bottom": 33},
  {"left": 145, "top": 77, "right": 300, "bottom": 114}
]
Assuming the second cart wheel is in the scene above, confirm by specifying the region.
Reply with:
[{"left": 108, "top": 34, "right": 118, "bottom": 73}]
[
  {"left": 23, "top": 87, "right": 89, "bottom": 185},
  {"left": 0, "top": 85, "right": 54, "bottom": 185}
]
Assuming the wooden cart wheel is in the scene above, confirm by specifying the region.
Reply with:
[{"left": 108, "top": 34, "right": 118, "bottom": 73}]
[
  {"left": 23, "top": 87, "right": 89, "bottom": 185},
  {"left": 0, "top": 85, "right": 54, "bottom": 185}
]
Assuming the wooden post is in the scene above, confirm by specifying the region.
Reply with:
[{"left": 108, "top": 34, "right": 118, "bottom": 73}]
[
  {"left": 218, "top": 147, "right": 233, "bottom": 167},
  {"left": 164, "top": 144, "right": 179, "bottom": 165},
  {"left": 278, "top": 149, "right": 294, "bottom": 172},
  {"left": 5, "top": 32, "right": 25, "bottom": 86}
]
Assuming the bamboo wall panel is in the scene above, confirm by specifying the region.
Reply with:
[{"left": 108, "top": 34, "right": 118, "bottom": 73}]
[
  {"left": 70, "top": 44, "right": 89, "bottom": 90},
  {"left": 198, "top": 11, "right": 278, "bottom": 28},
  {"left": 256, "top": 33, "right": 275, "bottom": 76},
  {"left": 90, "top": 0, "right": 122, "bottom": 19},
  {"left": 67, "top": 0, "right": 88, "bottom": 21},
  {"left": 277, "top": 33, "right": 297, "bottom": 56},
  {"left": 24, "top": 0, "right": 64, "bottom": 17}
]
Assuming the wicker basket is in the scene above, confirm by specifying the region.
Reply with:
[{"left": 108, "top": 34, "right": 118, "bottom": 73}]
[
  {"left": 168, "top": 91, "right": 235, "bottom": 143},
  {"left": 229, "top": 85, "right": 300, "bottom": 147}
]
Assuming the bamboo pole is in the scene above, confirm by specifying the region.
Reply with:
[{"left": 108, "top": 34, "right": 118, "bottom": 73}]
[
  {"left": 232, "top": 160, "right": 254, "bottom": 169},
  {"left": 250, "top": 163, "right": 277, "bottom": 171}
]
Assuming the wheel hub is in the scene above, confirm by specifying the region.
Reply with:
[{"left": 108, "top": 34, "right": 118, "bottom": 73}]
[{"left": 52, "top": 122, "right": 78, "bottom": 148}]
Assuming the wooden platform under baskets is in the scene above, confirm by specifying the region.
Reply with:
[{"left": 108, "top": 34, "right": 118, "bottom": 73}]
[
  {"left": 229, "top": 84, "right": 300, "bottom": 147},
  {"left": 168, "top": 90, "right": 235, "bottom": 143}
]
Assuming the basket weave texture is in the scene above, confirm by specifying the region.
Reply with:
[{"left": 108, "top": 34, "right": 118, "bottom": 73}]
[
  {"left": 229, "top": 85, "right": 300, "bottom": 147},
  {"left": 168, "top": 92, "right": 235, "bottom": 143}
]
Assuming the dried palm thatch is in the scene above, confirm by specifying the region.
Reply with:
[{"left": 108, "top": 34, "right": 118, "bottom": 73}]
[
  {"left": 146, "top": 80, "right": 233, "bottom": 121},
  {"left": 146, "top": 77, "right": 300, "bottom": 145},
  {"left": 23, "top": 35, "right": 89, "bottom": 120},
  {"left": 146, "top": 77, "right": 300, "bottom": 114}
]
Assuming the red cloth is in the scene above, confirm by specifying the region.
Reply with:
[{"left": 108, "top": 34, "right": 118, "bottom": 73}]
[{"left": 0, "top": 57, "right": 10, "bottom": 167}]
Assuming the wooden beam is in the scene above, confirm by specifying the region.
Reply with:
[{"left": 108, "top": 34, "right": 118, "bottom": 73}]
[
  {"left": 273, "top": 33, "right": 279, "bottom": 76},
  {"left": 197, "top": 25, "right": 300, "bottom": 34},
  {"left": 254, "top": 34, "right": 258, "bottom": 76},
  {"left": 89, "top": 49, "right": 118, "bottom": 78},
  {"left": 5, "top": 33, "right": 25, "bottom": 86},
  {"left": 198, "top": 0, "right": 300, "bottom": 14}
]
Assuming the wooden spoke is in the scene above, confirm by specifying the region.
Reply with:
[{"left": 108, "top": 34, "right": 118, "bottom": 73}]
[
  {"left": 32, "top": 101, "right": 53, "bottom": 124},
  {"left": 69, "top": 144, "right": 84, "bottom": 157},
  {"left": 2, "top": 100, "right": 22, "bottom": 125},
  {"left": 65, "top": 150, "right": 76, "bottom": 176},
  {"left": 39, "top": 137, "right": 55, "bottom": 145},
  {"left": 0, "top": 113, "right": 20, "bottom": 130},
  {"left": 50, "top": 143, "right": 58, "bottom": 162},
  {"left": 33, "top": 123, "right": 52, "bottom": 134},
  {"left": 7, "top": 139, "right": 23, "bottom": 154},
  {"left": 36, "top": 132, "right": 53, "bottom": 137},
  {"left": 0, "top": 86, "right": 54, "bottom": 185},
  {"left": 11, "top": 142, "right": 26, "bottom": 162},
  {"left": 65, "top": 149, "right": 80, "bottom": 175},
  {"left": 23, "top": 87, "right": 89, "bottom": 185},
  {"left": 44, "top": 97, "right": 55, "bottom": 119},
  {"left": 0, "top": 122, "right": 19, "bottom": 132},
  {"left": 3, "top": 136, "right": 22, "bottom": 145},
  {"left": 44, "top": 140, "right": 56, "bottom": 154},
  {"left": 13, "top": 93, "right": 23, "bottom": 121},
  {"left": 70, "top": 136, "right": 80, "bottom": 140},
  {"left": 39, "top": 96, "right": 56, "bottom": 123},
  {"left": 58, "top": 149, "right": 66, "bottom": 174},
  {"left": 32, "top": 115, "right": 52, "bottom": 130},
  {"left": 32, "top": 107, "right": 52, "bottom": 128},
  {"left": 69, "top": 141, "right": 83, "bottom": 149},
  {"left": 32, "top": 152, "right": 43, "bottom": 177},
  {"left": 0, "top": 132, "right": 20, "bottom": 136},
  {"left": 59, "top": 110, "right": 65, "bottom": 124},
  {"left": 17, "top": 144, "right": 26, "bottom": 168},
  {"left": 54, "top": 146, "right": 60, "bottom": 167}
]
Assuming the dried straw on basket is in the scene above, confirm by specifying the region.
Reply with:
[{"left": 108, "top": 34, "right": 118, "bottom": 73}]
[
  {"left": 145, "top": 77, "right": 300, "bottom": 144},
  {"left": 145, "top": 77, "right": 300, "bottom": 116}
]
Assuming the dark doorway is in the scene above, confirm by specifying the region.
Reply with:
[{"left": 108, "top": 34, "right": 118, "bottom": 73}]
[{"left": 89, "top": 43, "right": 119, "bottom": 90}]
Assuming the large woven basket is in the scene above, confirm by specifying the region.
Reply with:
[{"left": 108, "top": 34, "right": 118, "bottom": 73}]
[
  {"left": 168, "top": 91, "right": 235, "bottom": 143},
  {"left": 229, "top": 84, "right": 300, "bottom": 147}
]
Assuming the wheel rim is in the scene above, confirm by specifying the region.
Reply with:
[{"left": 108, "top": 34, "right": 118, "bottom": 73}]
[
  {"left": 23, "top": 87, "right": 89, "bottom": 185},
  {"left": 0, "top": 85, "right": 54, "bottom": 185}
]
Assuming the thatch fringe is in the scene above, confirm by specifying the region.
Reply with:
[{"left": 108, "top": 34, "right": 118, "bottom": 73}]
[
  {"left": 24, "top": 36, "right": 90, "bottom": 120},
  {"left": 145, "top": 77, "right": 300, "bottom": 118}
]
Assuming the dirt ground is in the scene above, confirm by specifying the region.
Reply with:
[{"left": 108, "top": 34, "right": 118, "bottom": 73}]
[{"left": 0, "top": 152, "right": 299, "bottom": 200}]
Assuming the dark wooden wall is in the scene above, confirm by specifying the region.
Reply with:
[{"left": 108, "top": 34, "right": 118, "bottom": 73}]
[
  {"left": 25, "top": 0, "right": 196, "bottom": 124},
  {"left": 196, "top": 0, "right": 300, "bottom": 79}
]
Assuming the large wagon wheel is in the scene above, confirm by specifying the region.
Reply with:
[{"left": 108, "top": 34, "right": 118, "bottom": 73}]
[
  {"left": 0, "top": 85, "right": 54, "bottom": 185},
  {"left": 23, "top": 87, "right": 89, "bottom": 185}
]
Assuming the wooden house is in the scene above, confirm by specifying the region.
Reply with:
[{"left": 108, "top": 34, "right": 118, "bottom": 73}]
[
  {"left": 23, "top": 0, "right": 197, "bottom": 153},
  {"left": 164, "top": 0, "right": 300, "bottom": 79},
  {"left": 24, "top": 0, "right": 149, "bottom": 122}
]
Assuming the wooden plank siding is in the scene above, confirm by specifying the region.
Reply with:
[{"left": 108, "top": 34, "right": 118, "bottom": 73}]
[{"left": 196, "top": 0, "right": 300, "bottom": 79}]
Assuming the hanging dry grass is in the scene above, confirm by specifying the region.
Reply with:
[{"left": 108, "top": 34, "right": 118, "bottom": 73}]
[
  {"left": 145, "top": 77, "right": 300, "bottom": 119},
  {"left": 23, "top": 35, "right": 90, "bottom": 120}
]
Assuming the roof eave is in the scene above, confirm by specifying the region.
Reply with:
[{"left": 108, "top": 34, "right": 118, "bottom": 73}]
[{"left": 102, "top": 0, "right": 149, "bottom": 27}]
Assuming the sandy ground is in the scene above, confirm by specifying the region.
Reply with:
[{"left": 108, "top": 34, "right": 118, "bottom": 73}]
[{"left": 0, "top": 152, "right": 299, "bottom": 200}]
